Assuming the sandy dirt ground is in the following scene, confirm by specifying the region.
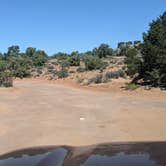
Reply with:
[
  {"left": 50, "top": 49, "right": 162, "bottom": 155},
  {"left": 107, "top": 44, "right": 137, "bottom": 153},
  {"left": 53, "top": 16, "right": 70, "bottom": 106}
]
[{"left": 0, "top": 78, "right": 166, "bottom": 155}]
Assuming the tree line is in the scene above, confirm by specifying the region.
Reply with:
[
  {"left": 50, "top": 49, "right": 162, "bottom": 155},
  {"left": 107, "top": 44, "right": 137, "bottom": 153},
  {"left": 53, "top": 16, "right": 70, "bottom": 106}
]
[{"left": 0, "top": 11, "right": 166, "bottom": 88}]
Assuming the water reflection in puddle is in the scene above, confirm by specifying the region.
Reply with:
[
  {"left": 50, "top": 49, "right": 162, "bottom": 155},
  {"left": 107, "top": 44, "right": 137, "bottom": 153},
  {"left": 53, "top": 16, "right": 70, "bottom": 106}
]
[
  {"left": 0, "top": 148, "right": 67, "bottom": 166},
  {"left": 83, "top": 152, "right": 156, "bottom": 166},
  {"left": 0, "top": 142, "right": 166, "bottom": 166}
]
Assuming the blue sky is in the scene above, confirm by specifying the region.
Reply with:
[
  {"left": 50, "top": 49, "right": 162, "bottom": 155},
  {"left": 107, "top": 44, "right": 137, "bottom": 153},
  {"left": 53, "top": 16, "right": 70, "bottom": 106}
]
[{"left": 0, "top": 0, "right": 165, "bottom": 55}]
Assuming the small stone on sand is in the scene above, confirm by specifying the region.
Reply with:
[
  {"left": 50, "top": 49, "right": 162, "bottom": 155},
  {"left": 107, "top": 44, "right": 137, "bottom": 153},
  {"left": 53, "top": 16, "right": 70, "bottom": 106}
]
[{"left": 80, "top": 117, "right": 85, "bottom": 121}]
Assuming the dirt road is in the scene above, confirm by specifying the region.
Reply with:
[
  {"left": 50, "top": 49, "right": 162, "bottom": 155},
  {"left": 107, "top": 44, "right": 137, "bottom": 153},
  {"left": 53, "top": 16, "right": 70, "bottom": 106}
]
[{"left": 0, "top": 79, "right": 166, "bottom": 155}]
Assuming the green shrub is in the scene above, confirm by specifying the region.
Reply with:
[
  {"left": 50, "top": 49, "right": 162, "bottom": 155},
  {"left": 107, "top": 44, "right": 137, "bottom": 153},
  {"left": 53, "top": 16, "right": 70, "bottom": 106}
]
[
  {"left": 89, "top": 74, "right": 103, "bottom": 84},
  {"left": 0, "top": 71, "right": 13, "bottom": 87},
  {"left": 124, "top": 48, "right": 141, "bottom": 77},
  {"left": 0, "top": 60, "right": 13, "bottom": 87},
  {"left": 57, "top": 68, "right": 68, "bottom": 78},
  {"left": 118, "top": 69, "right": 126, "bottom": 78},
  {"left": 124, "top": 83, "right": 140, "bottom": 90},
  {"left": 92, "top": 43, "right": 113, "bottom": 58},
  {"left": 0, "top": 46, "right": 48, "bottom": 81},
  {"left": 0, "top": 60, "right": 8, "bottom": 70},
  {"left": 32, "top": 50, "right": 48, "bottom": 67},
  {"left": 77, "top": 67, "right": 86, "bottom": 73},
  {"left": 59, "top": 59, "right": 70, "bottom": 68},
  {"left": 57, "top": 55, "right": 80, "bottom": 67},
  {"left": 77, "top": 77, "right": 84, "bottom": 84},
  {"left": 14, "top": 67, "right": 31, "bottom": 78},
  {"left": 102, "top": 75, "right": 111, "bottom": 83},
  {"left": 51, "top": 61, "right": 58, "bottom": 65},
  {"left": 68, "top": 55, "right": 80, "bottom": 66},
  {"left": 117, "top": 61, "right": 124, "bottom": 65},
  {"left": 69, "top": 70, "right": 75, "bottom": 74},
  {"left": 84, "top": 56, "right": 108, "bottom": 71},
  {"left": 47, "top": 65, "right": 55, "bottom": 70},
  {"left": 78, "top": 70, "right": 126, "bottom": 85},
  {"left": 105, "top": 70, "right": 125, "bottom": 79},
  {"left": 36, "top": 68, "right": 43, "bottom": 75},
  {"left": 7, "top": 57, "right": 31, "bottom": 79},
  {"left": 52, "top": 52, "right": 69, "bottom": 60}
]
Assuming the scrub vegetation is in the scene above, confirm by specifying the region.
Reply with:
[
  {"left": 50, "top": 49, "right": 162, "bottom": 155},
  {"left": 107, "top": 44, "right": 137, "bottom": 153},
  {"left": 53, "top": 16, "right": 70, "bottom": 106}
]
[{"left": 0, "top": 11, "right": 166, "bottom": 89}]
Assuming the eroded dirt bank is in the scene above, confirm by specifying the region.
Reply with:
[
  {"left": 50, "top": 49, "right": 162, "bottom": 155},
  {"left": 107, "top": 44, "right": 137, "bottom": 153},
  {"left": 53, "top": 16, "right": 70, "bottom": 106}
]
[{"left": 0, "top": 79, "right": 166, "bottom": 155}]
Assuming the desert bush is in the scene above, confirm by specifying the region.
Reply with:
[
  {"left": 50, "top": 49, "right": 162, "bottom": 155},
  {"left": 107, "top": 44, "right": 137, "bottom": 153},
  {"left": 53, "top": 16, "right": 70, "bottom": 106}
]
[
  {"left": 68, "top": 55, "right": 80, "bottom": 66},
  {"left": 51, "top": 70, "right": 58, "bottom": 75},
  {"left": 0, "top": 71, "right": 13, "bottom": 87},
  {"left": 105, "top": 69, "right": 126, "bottom": 79},
  {"left": 77, "top": 70, "right": 125, "bottom": 85},
  {"left": 77, "top": 67, "right": 86, "bottom": 73},
  {"left": 59, "top": 59, "right": 70, "bottom": 68},
  {"left": 0, "top": 60, "right": 13, "bottom": 87},
  {"left": 36, "top": 69, "right": 42, "bottom": 75},
  {"left": 117, "top": 61, "right": 124, "bottom": 65},
  {"left": 47, "top": 68, "right": 54, "bottom": 73},
  {"left": 85, "top": 73, "right": 111, "bottom": 85},
  {"left": 77, "top": 74, "right": 103, "bottom": 85},
  {"left": 124, "top": 48, "right": 141, "bottom": 77},
  {"left": 110, "top": 59, "right": 118, "bottom": 64},
  {"left": 1, "top": 46, "right": 48, "bottom": 79},
  {"left": 14, "top": 67, "right": 31, "bottom": 78},
  {"left": 92, "top": 43, "right": 113, "bottom": 58},
  {"left": 88, "top": 74, "right": 103, "bottom": 84},
  {"left": 77, "top": 77, "right": 84, "bottom": 84},
  {"left": 102, "top": 74, "right": 111, "bottom": 83},
  {"left": 52, "top": 52, "right": 69, "bottom": 60},
  {"left": 32, "top": 50, "right": 48, "bottom": 67},
  {"left": 51, "top": 61, "right": 58, "bottom": 65},
  {"left": 118, "top": 69, "right": 126, "bottom": 78},
  {"left": 124, "top": 83, "right": 140, "bottom": 90},
  {"left": 47, "top": 65, "right": 55, "bottom": 70},
  {"left": 47, "top": 65, "right": 57, "bottom": 74},
  {"left": 84, "top": 56, "right": 108, "bottom": 71},
  {"left": 0, "top": 60, "right": 8, "bottom": 71},
  {"left": 57, "top": 68, "right": 68, "bottom": 78},
  {"left": 25, "top": 47, "right": 48, "bottom": 67},
  {"left": 69, "top": 70, "right": 75, "bottom": 74},
  {"left": 105, "top": 72, "right": 114, "bottom": 79}
]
